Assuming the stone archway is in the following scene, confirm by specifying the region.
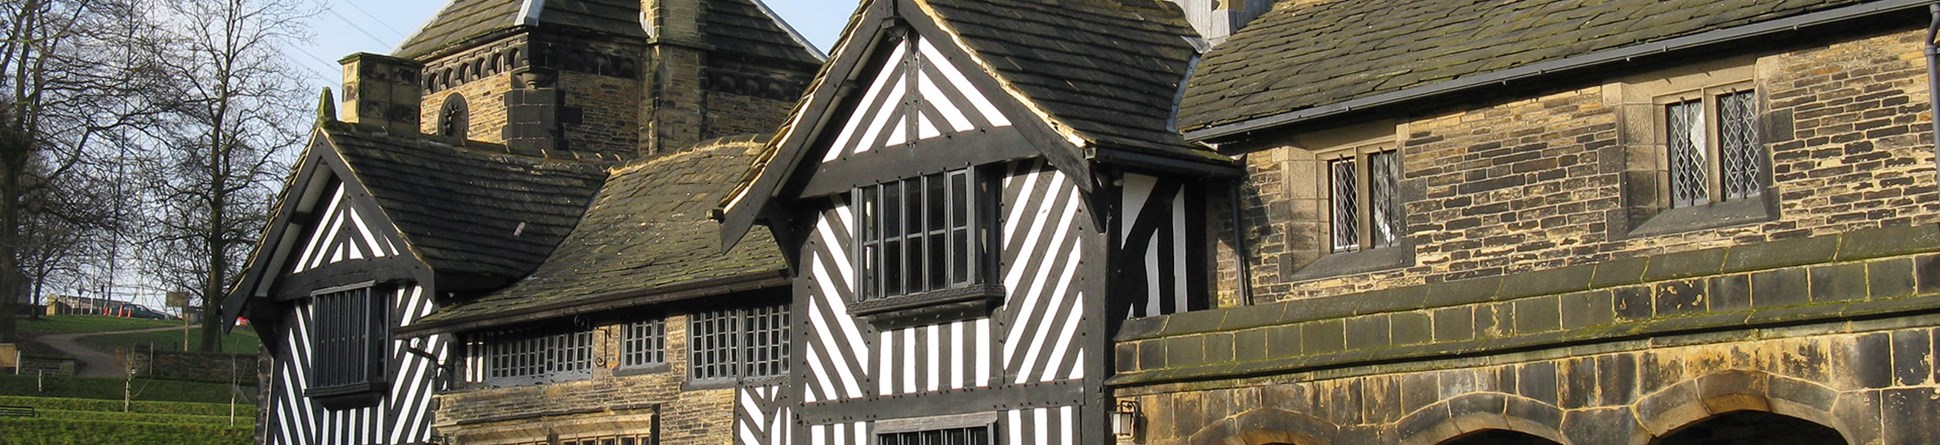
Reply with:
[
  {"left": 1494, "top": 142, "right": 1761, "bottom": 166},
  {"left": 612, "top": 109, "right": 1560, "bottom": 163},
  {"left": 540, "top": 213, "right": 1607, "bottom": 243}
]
[
  {"left": 1394, "top": 392, "right": 1570, "bottom": 445},
  {"left": 1628, "top": 369, "right": 1869, "bottom": 445},
  {"left": 1651, "top": 410, "right": 1846, "bottom": 445},
  {"left": 1186, "top": 408, "right": 1339, "bottom": 445},
  {"left": 1440, "top": 429, "right": 1564, "bottom": 445}
]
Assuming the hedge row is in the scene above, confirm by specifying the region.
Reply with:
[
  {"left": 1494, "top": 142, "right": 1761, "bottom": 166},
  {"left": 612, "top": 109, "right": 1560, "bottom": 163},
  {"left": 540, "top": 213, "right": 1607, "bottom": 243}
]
[
  {"left": 0, "top": 417, "right": 250, "bottom": 444},
  {"left": 0, "top": 373, "right": 256, "bottom": 404},
  {"left": 0, "top": 395, "right": 256, "bottom": 417}
]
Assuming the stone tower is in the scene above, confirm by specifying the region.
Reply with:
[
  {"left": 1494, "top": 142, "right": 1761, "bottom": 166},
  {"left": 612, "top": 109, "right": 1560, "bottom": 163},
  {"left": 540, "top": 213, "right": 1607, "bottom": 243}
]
[{"left": 388, "top": 0, "right": 823, "bottom": 158}]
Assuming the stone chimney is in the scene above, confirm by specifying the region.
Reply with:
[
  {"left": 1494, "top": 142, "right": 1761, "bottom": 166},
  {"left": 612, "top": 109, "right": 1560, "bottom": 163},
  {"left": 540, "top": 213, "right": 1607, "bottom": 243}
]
[
  {"left": 1173, "top": 0, "right": 1273, "bottom": 44},
  {"left": 339, "top": 53, "right": 425, "bottom": 135}
]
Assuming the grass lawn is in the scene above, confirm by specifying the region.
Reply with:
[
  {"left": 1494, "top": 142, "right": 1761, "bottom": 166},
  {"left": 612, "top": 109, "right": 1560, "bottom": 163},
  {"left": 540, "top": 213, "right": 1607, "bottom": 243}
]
[
  {"left": 16, "top": 315, "right": 176, "bottom": 337},
  {"left": 78, "top": 327, "right": 261, "bottom": 355}
]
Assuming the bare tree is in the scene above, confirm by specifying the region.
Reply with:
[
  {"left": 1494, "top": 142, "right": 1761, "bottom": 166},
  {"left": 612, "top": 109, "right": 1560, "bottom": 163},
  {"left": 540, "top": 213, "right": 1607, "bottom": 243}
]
[
  {"left": 131, "top": 0, "right": 308, "bottom": 351},
  {"left": 0, "top": 0, "right": 152, "bottom": 341}
]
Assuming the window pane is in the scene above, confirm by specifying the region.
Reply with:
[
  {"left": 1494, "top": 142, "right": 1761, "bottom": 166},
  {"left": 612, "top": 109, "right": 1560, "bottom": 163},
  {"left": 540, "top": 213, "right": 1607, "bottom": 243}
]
[
  {"left": 906, "top": 178, "right": 925, "bottom": 240},
  {"left": 1667, "top": 99, "right": 1707, "bottom": 208},
  {"left": 1368, "top": 150, "right": 1402, "bottom": 249},
  {"left": 1329, "top": 157, "right": 1359, "bottom": 252},
  {"left": 906, "top": 234, "right": 925, "bottom": 292},
  {"left": 861, "top": 188, "right": 879, "bottom": 300},
  {"left": 884, "top": 182, "right": 902, "bottom": 239},
  {"left": 1719, "top": 90, "right": 1760, "bottom": 200},
  {"left": 928, "top": 174, "right": 947, "bottom": 231},
  {"left": 884, "top": 239, "right": 903, "bottom": 296}
]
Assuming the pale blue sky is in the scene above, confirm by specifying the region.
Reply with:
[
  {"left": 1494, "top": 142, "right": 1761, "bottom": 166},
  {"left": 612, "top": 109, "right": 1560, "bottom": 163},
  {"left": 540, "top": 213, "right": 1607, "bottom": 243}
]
[{"left": 290, "top": 0, "right": 858, "bottom": 86}]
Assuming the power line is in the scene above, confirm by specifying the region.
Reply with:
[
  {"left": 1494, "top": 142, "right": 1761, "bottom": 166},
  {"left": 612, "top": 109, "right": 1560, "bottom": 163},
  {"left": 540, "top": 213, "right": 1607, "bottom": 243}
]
[
  {"left": 331, "top": 0, "right": 409, "bottom": 40},
  {"left": 319, "top": 6, "right": 397, "bottom": 48}
]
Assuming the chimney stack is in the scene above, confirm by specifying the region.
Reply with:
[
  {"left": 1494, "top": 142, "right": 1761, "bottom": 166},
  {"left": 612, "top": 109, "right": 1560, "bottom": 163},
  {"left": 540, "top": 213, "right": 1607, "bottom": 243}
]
[{"left": 339, "top": 53, "right": 425, "bottom": 135}]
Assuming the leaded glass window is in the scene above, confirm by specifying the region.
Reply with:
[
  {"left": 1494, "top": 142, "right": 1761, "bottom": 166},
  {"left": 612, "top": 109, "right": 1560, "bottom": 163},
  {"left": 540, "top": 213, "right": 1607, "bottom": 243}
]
[
  {"left": 1667, "top": 99, "right": 1708, "bottom": 208},
  {"left": 1328, "top": 148, "right": 1403, "bottom": 253},
  {"left": 1665, "top": 89, "right": 1762, "bottom": 208},
  {"left": 475, "top": 327, "right": 594, "bottom": 386},
  {"left": 690, "top": 302, "right": 790, "bottom": 383},
  {"left": 1719, "top": 91, "right": 1761, "bottom": 200},
  {"left": 857, "top": 169, "right": 981, "bottom": 301},
  {"left": 1328, "top": 157, "right": 1358, "bottom": 252},
  {"left": 1369, "top": 150, "right": 1403, "bottom": 249},
  {"left": 743, "top": 304, "right": 789, "bottom": 378},
  {"left": 621, "top": 318, "right": 665, "bottom": 368},
  {"left": 690, "top": 308, "right": 740, "bottom": 381}
]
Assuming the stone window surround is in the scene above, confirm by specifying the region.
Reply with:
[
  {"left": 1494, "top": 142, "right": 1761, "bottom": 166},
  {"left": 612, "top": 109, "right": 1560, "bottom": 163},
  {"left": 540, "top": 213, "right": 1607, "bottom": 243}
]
[
  {"left": 613, "top": 315, "right": 669, "bottom": 376},
  {"left": 1283, "top": 121, "right": 1416, "bottom": 282},
  {"left": 1610, "top": 56, "right": 1779, "bottom": 238}
]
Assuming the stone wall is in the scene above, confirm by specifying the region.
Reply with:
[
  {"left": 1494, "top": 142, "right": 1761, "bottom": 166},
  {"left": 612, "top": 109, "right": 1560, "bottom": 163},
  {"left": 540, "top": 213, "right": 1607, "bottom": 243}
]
[
  {"left": 1115, "top": 221, "right": 1940, "bottom": 445},
  {"left": 126, "top": 346, "right": 259, "bottom": 383},
  {"left": 17, "top": 355, "right": 75, "bottom": 377},
  {"left": 433, "top": 313, "right": 736, "bottom": 445},
  {"left": 1210, "top": 27, "right": 1940, "bottom": 306}
]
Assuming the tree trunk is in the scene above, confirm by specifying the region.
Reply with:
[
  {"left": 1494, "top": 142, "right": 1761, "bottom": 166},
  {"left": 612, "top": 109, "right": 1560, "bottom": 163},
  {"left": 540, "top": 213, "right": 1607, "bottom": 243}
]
[{"left": 0, "top": 155, "right": 19, "bottom": 342}]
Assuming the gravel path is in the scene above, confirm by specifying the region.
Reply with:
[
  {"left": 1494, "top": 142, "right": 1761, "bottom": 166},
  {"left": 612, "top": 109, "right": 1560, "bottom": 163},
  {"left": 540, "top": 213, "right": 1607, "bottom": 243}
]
[{"left": 35, "top": 326, "right": 182, "bottom": 378}]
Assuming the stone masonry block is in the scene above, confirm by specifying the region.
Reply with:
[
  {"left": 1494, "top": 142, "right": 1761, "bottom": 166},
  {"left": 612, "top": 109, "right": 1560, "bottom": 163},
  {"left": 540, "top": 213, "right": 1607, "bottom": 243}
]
[
  {"left": 1751, "top": 267, "right": 1810, "bottom": 308},
  {"left": 1809, "top": 262, "right": 1869, "bottom": 303}
]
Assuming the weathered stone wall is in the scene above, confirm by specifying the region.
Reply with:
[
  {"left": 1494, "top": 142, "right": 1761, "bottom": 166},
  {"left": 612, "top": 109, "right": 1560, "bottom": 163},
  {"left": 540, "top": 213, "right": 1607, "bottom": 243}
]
[
  {"left": 1117, "top": 318, "right": 1938, "bottom": 445},
  {"left": 126, "top": 347, "right": 260, "bottom": 383},
  {"left": 433, "top": 313, "right": 736, "bottom": 445},
  {"left": 15, "top": 356, "right": 74, "bottom": 377},
  {"left": 422, "top": 72, "right": 515, "bottom": 144},
  {"left": 1115, "top": 222, "right": 1940, "bottom": 444},
  {"left": 559, "top": 71, "right": 644, "bottom": 157},
  {"left": 1210, "top": 27, "right": 1940, "bottom": 306}
]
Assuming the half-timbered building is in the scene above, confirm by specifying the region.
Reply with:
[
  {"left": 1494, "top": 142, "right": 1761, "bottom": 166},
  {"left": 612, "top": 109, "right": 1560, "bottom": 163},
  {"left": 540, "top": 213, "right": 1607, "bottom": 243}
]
[
  {"left": 223, "top": 0, "right": 821, "bottom": 443},
  {"left": 719, "top": 0, "right": 1236, "bottom": 442},
  {"left": 226, "top": 109, "right": 609, "bottom": 445},
  {"left": 396, "top": 136, "right": 795, "bottom": 445}
]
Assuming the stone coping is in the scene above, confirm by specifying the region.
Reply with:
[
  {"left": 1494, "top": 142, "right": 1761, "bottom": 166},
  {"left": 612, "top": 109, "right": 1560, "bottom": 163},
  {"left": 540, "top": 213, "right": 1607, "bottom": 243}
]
[{"left": 1109, "top": 222, "right": 1940, "bottom": 386}]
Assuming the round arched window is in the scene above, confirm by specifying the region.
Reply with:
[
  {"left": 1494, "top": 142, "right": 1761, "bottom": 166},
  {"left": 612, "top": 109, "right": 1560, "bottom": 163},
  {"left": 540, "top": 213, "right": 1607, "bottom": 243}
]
[{"left": 438, "top": 94, "right": 469, "bottom": 140}]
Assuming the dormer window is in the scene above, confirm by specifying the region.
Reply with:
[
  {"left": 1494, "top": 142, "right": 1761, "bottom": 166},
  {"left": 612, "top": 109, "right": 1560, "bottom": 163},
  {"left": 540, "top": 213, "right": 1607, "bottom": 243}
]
[
  {"left": 850, "top": 168, "right": 1001, "bottom": 323},
  {"left": 439, "top": 94, "right": 468, "bottom": 139},
  {"left": 857, "top": 169, "right": 982, "bottom": 300},
  {"left": 305, "top": 282, "right": 389, "bottom": 407}
]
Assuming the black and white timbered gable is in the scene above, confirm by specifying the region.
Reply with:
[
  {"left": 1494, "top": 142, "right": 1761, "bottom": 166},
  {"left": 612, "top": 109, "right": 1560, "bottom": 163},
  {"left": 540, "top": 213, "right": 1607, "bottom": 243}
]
[
  {"left": 225, "top": 116, "right": 606, "bottom": 445},
  {"left": 720, "top": 0, "right": 1235, "bottom": 443}
]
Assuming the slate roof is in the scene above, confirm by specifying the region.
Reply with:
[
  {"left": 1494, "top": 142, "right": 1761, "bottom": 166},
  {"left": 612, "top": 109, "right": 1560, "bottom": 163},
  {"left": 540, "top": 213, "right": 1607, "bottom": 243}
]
[
  {"left": 417, "top": 135, "right": 786, "bottom": 327},
  {"left": 1178, "top": 0, "right": 1886, "bottom": 133},
  {"left": 323, "top": 122, "right": 610, "bottom": 280},
  {"left": 722, "top": 0, "right": 1227, "bottom": 220},
  {"left": 922, "top": 0, "right": 1217, "bottom": 161},
  {"left": 395, "top": 0, "right": 644, "bottom": 60},
  {"left": 395, "top": 0, "right": 822, "bottom": 64}
]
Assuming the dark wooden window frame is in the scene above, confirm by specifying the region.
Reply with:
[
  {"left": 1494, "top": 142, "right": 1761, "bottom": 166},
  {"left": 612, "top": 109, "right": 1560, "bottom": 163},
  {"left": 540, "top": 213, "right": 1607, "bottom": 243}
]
[
  {"left": 304, "top": 282, "right": 390, "bottom": 408},
  {"left": 873, "top": 412, "right": 998, "bottom": 445},
  {"left": 851, "top": 168, "right": 1003, "bottom": 325}
]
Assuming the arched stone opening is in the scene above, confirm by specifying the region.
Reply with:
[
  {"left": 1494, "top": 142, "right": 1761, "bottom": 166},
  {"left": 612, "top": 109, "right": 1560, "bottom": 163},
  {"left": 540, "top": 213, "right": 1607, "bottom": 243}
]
[
  {"left": 1650, "top": 410, "right": 1846, "bottom": 445},
  {"left": 1186, "top": 408, "right": 1337, "bottom": 445},
  {"left": 1439, "top": 429, "right": 1564, "bottom": 445}
]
